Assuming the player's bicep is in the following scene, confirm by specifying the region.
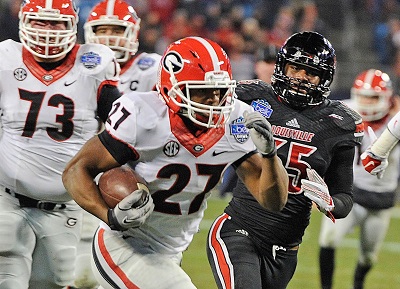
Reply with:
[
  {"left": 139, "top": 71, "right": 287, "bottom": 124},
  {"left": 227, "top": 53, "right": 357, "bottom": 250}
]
[{"left": 66, "top": 135, "right": 120, "bottom": 178}]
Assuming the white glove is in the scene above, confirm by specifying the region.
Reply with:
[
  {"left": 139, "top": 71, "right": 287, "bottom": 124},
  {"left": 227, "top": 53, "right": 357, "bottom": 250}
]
[
  {"left": 361, "top": 126, "right": 388, "bottom": 179},
  {"left": 301, "top": 168, "right": 335, "bottom": 223},
  {"left": 244, "top": 110, "right": 276, "bottom": 157},
  {"left": 107, "top": 189, "right": 154, "bottom": 231}
]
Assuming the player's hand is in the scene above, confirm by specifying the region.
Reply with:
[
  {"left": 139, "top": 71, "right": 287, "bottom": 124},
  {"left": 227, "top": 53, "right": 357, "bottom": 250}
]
[
  {"left": 301, "top": 168, "right": 335, "bottom": 223},
  {"left": 244, "top": 110, "right": 276, "bottom": 157},
  {"left": 361, "top": 150, "right": 388, "bottom": 179},
  {"left": 361, "top": 126, "right": 388, "bottom": 179},
  {"left": 107, "top": 189, "right": 154, "bottom": 231}
]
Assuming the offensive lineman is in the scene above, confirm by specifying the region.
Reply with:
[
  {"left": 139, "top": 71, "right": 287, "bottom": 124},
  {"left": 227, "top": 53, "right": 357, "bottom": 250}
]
[
  {"left": 68, "top": 1, "right": 162, "bottom": 288},
  {"left": 62, "top": 36, "right": 289, "bottom": 289},
  {"left": 207, "top": 32, "right": 364, "bottom": 289},
  {"left": 319, "top": 69, "right": 400, "bottom": 289},
  {"left": 0, "top": 0, "right": 121, "bottom": 288}
]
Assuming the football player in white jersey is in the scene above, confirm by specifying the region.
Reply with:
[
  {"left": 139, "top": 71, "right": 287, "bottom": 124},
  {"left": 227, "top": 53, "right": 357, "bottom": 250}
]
[
  {"left": 0, "top": 0, "right": 121, "bottom": 288},
  {"left": 69, "top": 1, "right": 162, "bottom": 288},
  {"left": 84, "top": 0, "right": 161, "bottom": 94},
  {"left": 62, "top": 36, "right": 289, "bottom": 289},
  {"left": 319, "top": 69, "right": 400, "bottom": 289}
]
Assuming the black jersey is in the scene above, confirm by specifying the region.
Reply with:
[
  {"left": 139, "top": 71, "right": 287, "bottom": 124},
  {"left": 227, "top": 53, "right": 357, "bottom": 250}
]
[{"left": 226, "top": 80, "right": 363, "bottom": 248}]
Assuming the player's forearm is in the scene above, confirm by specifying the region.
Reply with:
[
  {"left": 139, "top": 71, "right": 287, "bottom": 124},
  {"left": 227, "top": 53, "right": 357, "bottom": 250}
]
[
  {"left": 258, "top": 155, "right": 288, "bottom": 211},
  {"left": 63, "top": 163, "right": 109, "bottom": 223},
  {"left": 370, "top": 128, "right": 399, "bottom": 157}
]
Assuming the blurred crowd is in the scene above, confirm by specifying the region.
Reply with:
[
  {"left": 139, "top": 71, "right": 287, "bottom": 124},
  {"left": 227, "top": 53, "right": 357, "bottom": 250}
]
[{"left": 2, "top": 0, "right": 400, "bottom": 93}]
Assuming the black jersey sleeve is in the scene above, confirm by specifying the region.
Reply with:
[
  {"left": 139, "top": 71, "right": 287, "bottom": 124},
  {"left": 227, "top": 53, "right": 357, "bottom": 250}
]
[
  {"left": 98, "top": 130, "right": 138, "bottom": 165},
  {"left": 97, "top": 85, "right": 122, "bottom": 122},
  {"left": 324, "top": 145, "right": 355, "bottom": 219}
]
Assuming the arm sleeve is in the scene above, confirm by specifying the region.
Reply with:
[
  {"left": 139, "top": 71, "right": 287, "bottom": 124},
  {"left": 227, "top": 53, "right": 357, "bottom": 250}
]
[
  {"left": 98, "top": 130, "right": 138, "bottom": 165},
  {"left": 324, "top": 145, "right": 355, "bottom": 219},
  {"left": 97, "top": 85, "right": 122, "bottom": 122}
]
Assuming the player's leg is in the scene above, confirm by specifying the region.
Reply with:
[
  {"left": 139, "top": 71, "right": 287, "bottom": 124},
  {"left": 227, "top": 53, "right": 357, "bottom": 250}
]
[
  {"left": 92, "top": 227, "right": 196, "bottom": 289},
  {"left": 318, "top": 209, "right": 358, "bottom": 289},
  {"left": 28, "top": 203, "right": 82, "bottom": 289},
  {"left": 207, "top": 213, "right": 263, "bottom": 289},
  {"left": 353, "top": 207, "right": 391, "bottom": 289},
  {"left": 0, "top": 192, "right": 35, "bottom": 289},
  {"left": 72, "top": 210, "right": 100, "bottom": 289}
]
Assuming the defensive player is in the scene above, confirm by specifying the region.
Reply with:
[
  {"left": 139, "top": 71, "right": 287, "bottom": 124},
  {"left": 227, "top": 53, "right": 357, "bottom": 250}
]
[
  {"left": 62, "top": 36, "right": 289, "bottom": 289},
  {"left": 84, "top": 0, "right": 161, "bottom": 94},
  {"left": 69, "top": 1, "right": 162, "bottom": 287},
  {"left": 0, "top": 0, "right": 121, "bottom": 288},
  {"left": 207, "top": 31, "right": 364, "bottom": 289},
  {"left": 319, "top": 69, "right": 400, "bottom": 289}
]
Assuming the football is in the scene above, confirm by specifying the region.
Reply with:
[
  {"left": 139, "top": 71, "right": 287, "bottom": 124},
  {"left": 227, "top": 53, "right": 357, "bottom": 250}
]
[{"left": 98, "top": 165, "right": 148, "bottom": 208}]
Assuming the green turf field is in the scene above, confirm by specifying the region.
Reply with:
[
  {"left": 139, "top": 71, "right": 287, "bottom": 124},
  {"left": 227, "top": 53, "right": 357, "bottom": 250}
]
[{"left": 182, "top": 195, "right": 400, "bottom": 289}]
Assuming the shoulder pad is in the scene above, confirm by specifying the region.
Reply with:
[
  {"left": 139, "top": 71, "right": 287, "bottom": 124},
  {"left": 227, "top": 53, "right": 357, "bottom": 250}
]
[
  {"left": 331, "top": 100, "right": 364, "bottom": 145},
  {"left": 137, "top": 53, "right": 161, "bottom": 71},
  {"left": 77, "top": 43, "right": 116, "bottom": 74},
  {"left": 235, "top": 80, "right": 275, "bottom": 104}
]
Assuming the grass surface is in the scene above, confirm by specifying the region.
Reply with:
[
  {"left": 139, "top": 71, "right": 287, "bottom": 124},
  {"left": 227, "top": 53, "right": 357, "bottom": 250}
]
[{"left": 182, "top": 195, "right": 400, "bottom": 289}]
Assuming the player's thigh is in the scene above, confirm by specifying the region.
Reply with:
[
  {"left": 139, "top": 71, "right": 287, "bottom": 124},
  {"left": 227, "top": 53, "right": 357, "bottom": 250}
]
[
  {"left": 0, "top": 193, "right": 35, "bottom": 289},
  {"left": 359, "top": 207, "right": 392, "bottom": 263},
  {"left": 207, "top": 214, "right": 262, "bottom": 289},
  {"left": 92, "top": 227, "right": 196, "bottom": 289},
  {"left": 319, "top": 209, "right": 358, "bottom": 247},
  {"left": 29, "top": 206, "right": 82, "bottom": 289}
]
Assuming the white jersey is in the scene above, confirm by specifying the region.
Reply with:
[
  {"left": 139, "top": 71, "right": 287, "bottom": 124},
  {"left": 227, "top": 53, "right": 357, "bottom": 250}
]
[
  {"left": 103, "top": 91, "right": 256, "bottom": 254},
  {"left": 0, "top": 40, "right": 119, "bottom": 202},
  {"left": 343, "top": 100, "right": 400, "bottom": 193},
  {"left": 118, "top": 52, "right": 161, "bottom": 94}
]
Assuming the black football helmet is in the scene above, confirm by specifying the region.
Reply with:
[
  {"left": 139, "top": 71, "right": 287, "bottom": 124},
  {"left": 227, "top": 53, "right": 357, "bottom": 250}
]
[{"left": 271, "top": 31, "right": 336, "bottom": 109}]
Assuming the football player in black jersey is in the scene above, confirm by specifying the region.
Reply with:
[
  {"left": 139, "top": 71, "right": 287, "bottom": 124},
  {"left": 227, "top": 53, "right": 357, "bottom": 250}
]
[{"left": 207, "top": 31, "right": 364, "bottom": 289}]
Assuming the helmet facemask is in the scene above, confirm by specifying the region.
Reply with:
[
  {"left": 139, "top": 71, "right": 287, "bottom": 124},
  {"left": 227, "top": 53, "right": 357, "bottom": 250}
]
[
  {"left": 19, "top": 7, "right": 77, "bottom": 59},
  {"left": 84, "top": 0, "right": 141, "bottom": 63},
  {"left": 166, "top": 67, "right": 236, "bottom": 128},
  {"left": 84, "top": 16, "right": 140, "bottom": 63}
]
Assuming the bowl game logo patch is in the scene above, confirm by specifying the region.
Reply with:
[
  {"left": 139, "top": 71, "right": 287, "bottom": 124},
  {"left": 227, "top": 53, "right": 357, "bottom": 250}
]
[{"left": 230, "top": 116, "right": 249, "bottom": 144}]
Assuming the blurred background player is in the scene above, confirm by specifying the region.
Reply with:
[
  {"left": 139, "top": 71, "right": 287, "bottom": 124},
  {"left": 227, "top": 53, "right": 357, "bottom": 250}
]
[
  {"left": 69, "top": 1, "right": 162, "bottom": 288},
  {"left": 84, "top": 0, "right": 161, "bottom": 94},
  {"left": 62, "top": 36, "right": 288, "bottom": 289},
  {"left": 0, "top": 0, "right": 121, "bottom": 288},
  {"left": 207, "top": 31, "right": 363, "bottom": 289},
  {"left": 319, "top": 69, "right": 400, "bottom": 289},
  {"left": 253, "top": 44, "right": 280, "bottom": 83}
]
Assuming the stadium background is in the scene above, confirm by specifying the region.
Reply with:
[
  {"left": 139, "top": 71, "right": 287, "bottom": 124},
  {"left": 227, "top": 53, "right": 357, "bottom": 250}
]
[{"left": 0, "top": 0, "right": 399, "bottom": 288}]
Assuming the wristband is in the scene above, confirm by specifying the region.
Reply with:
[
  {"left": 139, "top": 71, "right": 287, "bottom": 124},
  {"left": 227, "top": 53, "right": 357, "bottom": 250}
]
[{"left": 261, "top": 147, "right": 277, "bottom": 158}]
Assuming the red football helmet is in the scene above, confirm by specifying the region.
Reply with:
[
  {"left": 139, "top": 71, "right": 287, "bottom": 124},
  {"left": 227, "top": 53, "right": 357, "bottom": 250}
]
[
  {"left": 84, "top": 0, "right": 140, "bottom": 63},
  {"left": 157, "top": 37, "right": 236, "bottom": 128},
  {"left": 351, "top": 69, "right": 393, "bottom": 121},
  {"left": 19, "top": 0, "right": 78, "bottom": 59}
]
